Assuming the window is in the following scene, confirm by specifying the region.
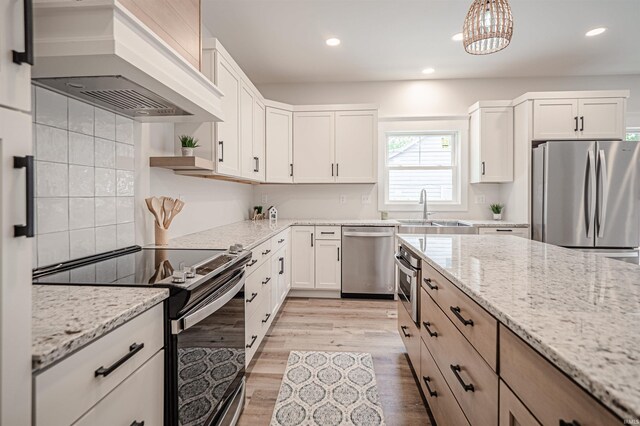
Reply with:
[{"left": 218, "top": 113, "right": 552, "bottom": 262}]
[
  {"left": 385, "top": 131, "right": 460, "bottom": 205},
  {"left": 627, "top": 128, "right": 640, "bottom": 141}
]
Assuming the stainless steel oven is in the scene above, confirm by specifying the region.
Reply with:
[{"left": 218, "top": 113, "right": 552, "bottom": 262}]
[{"left": 395, "top": 244, "right": 421, "bottom": 324}]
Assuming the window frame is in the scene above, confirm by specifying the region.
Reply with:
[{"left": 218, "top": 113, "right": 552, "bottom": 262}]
[
  {"left": 626, "top": 127, "right": 640, "bottom": 141},
  {"left": 378, "top": 118, "right": 469, "bottom": 212}
]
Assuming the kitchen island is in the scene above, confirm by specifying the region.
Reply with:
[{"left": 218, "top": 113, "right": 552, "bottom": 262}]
[{"left": 397, "top": 234, "right": 640, "bottom": 424}]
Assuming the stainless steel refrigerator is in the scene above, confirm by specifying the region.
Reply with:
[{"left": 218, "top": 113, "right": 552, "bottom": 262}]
[{"left": 532, "top": 140, "right": 640, "bottom": 264}]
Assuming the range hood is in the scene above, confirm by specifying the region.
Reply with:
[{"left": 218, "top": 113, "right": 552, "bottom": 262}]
[{"left": 32, "top": 0, "right": 224, "bottom": 123}]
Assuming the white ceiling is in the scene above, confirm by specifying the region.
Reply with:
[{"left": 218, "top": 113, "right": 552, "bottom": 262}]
[{"left": 201, "top": 0, "right": 640, "bottom": 84}]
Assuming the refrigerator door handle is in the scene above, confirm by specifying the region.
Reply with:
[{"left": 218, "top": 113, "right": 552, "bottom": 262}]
[
  {"left": 597, "top": 149, "right": 608, "bottom": 238},
  {"left": 585, "top": 150, "right": 596, "bottom": 238}
]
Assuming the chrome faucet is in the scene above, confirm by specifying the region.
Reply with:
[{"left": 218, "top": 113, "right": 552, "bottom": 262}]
[{"left": 419, "top": 189, "right": 431, "bottom": 221}]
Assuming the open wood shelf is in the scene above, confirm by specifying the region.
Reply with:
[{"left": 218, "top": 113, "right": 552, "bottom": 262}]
[{"left": 149, "top": 156, "right": 214, "bottom": 171}]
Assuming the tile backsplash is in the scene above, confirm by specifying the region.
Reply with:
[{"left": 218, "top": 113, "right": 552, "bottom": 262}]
[{"left": 33, "top": 86, "right": 135, "bottom": 268}]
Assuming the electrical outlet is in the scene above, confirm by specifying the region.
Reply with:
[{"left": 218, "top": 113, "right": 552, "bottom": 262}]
[
  {"left": 475, "top": 195, "right": 486, "bottom": 204},
  {"left": 261, "top": 194, "right": 268, "bottom": 203},
  {"left": 361, "top": 194, "right": 372, "bottom": 205},
  {"left": 339, "top": 195, "right": 347, "bottom": 205}
]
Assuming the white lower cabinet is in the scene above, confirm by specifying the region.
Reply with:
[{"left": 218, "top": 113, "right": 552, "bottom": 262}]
[
  {"left": 291, "top": 226, "right": 316, "bottom": 289},
  {"left": 315, "top": 239, "right": 341, "bottom": 290},
  {"left": 291, "top": 226, "right": 342, "bottom": 292},
  {"left": 272, "top": 245, "right": 290, "bottom": 315}
]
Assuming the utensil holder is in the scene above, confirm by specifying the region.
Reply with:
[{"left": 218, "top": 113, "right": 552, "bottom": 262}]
[{"left": 155, "top": 223, "right": 169, "bottom": 245}]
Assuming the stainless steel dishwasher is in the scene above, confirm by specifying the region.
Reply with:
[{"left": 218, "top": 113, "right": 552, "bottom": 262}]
[{"left": 341, "top": 226, "right": 395, "bottom": 298}]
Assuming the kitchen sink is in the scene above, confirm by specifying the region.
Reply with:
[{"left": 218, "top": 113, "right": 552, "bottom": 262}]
[{"left": 397, "top": 219, "right": 477, "bottom": 235}]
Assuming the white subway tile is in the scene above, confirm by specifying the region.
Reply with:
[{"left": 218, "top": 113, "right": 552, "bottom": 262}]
[
  {"left": 95, "top": 168, "right": 116, "bottom": 196},
  {"left": 116, "top": 197, "right": 135, "bottom": 223},
  {"left": 69, "top": 197, "right": 95, "bottom": 230},
  {"left": 95, "top": 138, "right": 115, "bottom": 168},
  {"left": 36, "top": 198, "right": 68, "bottom": 234},
  {"left": 116, "top": 222, "right": 135, "bottom": 247},
  {"left": 68, "top": 132, "right": 94, "bottom": 166},
  {"left": 36, "top": 124, "right": 67, "bottom": 163},
  {"left": 115, "top": 143, "right": 134, "bottom": 170},
  {"left": 69, "top": 165, "right": 94, "bottom": 196},
  {"left": 95, "top": 225, "right": 117, "bottom": 252},
  {"left": 70, "top": 228, "right": 96, "bottom": 258},
  {"left": 95, "top": 197, "right": 117, "bottom": 226},
  {"left": 94, "top": 108, "right": 115, "bottom": 140},
  {"left": 116, "top": 170, "right": 135, "bottom": 196},
  {"left": 37, "top": 231, "right": 69, "bottom": 266},
  {"left": 36, "top": 161, "right": 68, "bottom": 197},
  {"left": 115, "top": 115, "right": 134, "bottom": 144},
  {"left": 35, "top": 87, "right": 68, "bottom": 130},
  {"left": 68, "top": 98, "right": 94, "bottom": 135}
]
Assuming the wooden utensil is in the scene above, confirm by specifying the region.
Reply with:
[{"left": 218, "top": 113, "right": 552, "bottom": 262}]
[
  {"left": 162, "top": 197, "right": 175, "bottom": 228},
  {"left": 145, "top": 197, "right": 164, "bottom": 228},
  {"left": 164, "top": 199, "right": 185, "bottom": 229}
]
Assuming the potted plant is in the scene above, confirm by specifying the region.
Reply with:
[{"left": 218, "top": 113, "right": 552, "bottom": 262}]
[
  {"left": 179, "top": 135, "right": 199, "bottom": 157},
  {"left": 490, "top": 203, "right": 504, "bottom": 220}
]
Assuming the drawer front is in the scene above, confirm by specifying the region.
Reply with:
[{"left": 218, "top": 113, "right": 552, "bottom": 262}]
[
  {"left": 247, "top": 240, "right": 271, "bottom": 272},
  {"left": 499, "top": 380, "right": 541, "bottom": 426},
  {"left": 422, "top": 262, "right": 498, "bottom": 370},
  {"left": 245, "top": 305, "right": 264, "bottom": 365},
  {"left": 397, "top": 300, "right": 420, "bottom": 372},
  {"left": 421, "top": 291, "right": 498, "bottom": 425},
  {"left": 420, "top": 342, "right": 470, "bottom": 426},
  {"left": 35, "top": 303, "right": 164, "bottom": 426},
  {"left": 500, "top": 326, "right": 621, "bottom": 426},
  {"left": 315, "top": 226, "right": 341, "bottom": 240},
  {"left": 478, "top": 227, "right": 529, "bottom": 238},
  {"left": 272, "top": 228, "right": 290, "bottom": 251},
  {"left": 74, "top": 350, "right": 164, "bottom": 426}
]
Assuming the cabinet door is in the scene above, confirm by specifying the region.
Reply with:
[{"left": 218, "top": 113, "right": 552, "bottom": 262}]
[
  {"left": 315, "top": 239, "right": 341, "bottom": 290},
  {"left": 0, "top": 0, "right": 31, "bottom": 112},
  {"left": 479, "top": 107, "right": 513, "bottom": 183},
  {"left": 240, "top": 84, "right": 254, "bottom": 179},
  {"left": 533, "top": 99, "right": 578, "bottom": 140},
  {"left": 293, "top": 112, "right": 335, "bottom": 183},
  {"left": 214, "top": 54, "right": 241, "bottom": 176},
  {"left": 266, "top": 107, "right": 293, "bottom": 183},
  {"left": 499, "top": 380, "right": 541, "bottom": 426},
  {"left": 253, "top": 99, "right": 266, "bottom": 181},
  {"left": 335, "top": 111, "right": 377, "bottom": 183},
  {"left": 291, "top": 226, "right": 315, "bottom": 289},
  {"left": 578, "top": 98, "right": 625, "bottom": 140}
]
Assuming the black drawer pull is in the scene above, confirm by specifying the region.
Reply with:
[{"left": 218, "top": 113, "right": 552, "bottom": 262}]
[
  {"left": 400, "top": 325, "right": 411, "bottom": 338},
  {"left": 262, "top": 313, "right": 271, "bottom": 323},
  {"left": 13, "top": 0, "right": 34, "bottom": 65},
  {"left": 95, "top": 343, "right": 144, "bottom": 377},
  {"left": 450, "top": 364, "right": 474, "bottom": 392},
  {"left": 246, "top": 292, "right": 258, "bottom": 303},
  {"left": 495, "top": 229, "right": 513, "bottom": 232},
  {"left": 559, "top": 421, "right": 581, "bottom": 426},
  {"left": 130, "top": 421, "right": 144, "bottom": 426},
  {"left": 424, "top": 278, "right": 438, "bottom": 290},
  {"left": 262, "top": 277, "right": 271, "bottom": 285},
  {"left": 278, "top": 238, "right": 285, "bottom": 243},
  {"left": 422, "top": 321, "right": 438, "bottom": 337},
  {"left": 321, "top": 231, "right": 335, "bottom": 235},
  {"left": 262, "top": 249, "right": 271, "bottom": 255},
  {"left": 450, "top": 306, "right": 474, "bottom": 326},
  {"left": 247, "top": 259, "right": 258, "bottom": 267},
  {"left": 246, "top": 335, "right": 258, "bottom": 348},
  {"left": 422, "top": 376, "right": 438, "bottom": 397}
]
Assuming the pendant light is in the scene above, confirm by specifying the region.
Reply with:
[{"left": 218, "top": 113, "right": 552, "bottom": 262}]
[{"left": 463, "top": 0, "right": 513, "bottom": 55}]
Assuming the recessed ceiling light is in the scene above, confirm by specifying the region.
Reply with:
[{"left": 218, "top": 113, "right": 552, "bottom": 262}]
[
  {"left": 326, "top": 38, "right": 341, "bottom": 47},
  {"left": 452, "top": 33, "right": 464, "bottom": 41},
  {"left": 422, "top": 68, "right": 435, "bottom": 75},
  {"left": 586, "top": 27, "right": 606, "bottom": 37}
]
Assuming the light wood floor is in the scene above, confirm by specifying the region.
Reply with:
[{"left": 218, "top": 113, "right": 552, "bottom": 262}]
[{"left": 238, "top": 297, "right": 432, "bottom": 426}]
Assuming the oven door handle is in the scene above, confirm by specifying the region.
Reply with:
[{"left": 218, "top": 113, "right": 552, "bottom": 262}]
[
  {"left": 172, "top": 270, "right": 246, "bottom": 334},
  {"left": 394, "top": 255, "right": 417, "bottom": 277}
]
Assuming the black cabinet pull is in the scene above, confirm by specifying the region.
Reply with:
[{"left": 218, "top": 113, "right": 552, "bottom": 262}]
[
  {"left": 311, "top": 233, "right": 314, "bottom": 247},
  {"left": 496, "top": 229, "right": 513, "bottom": 232},
  {"left": 450, "top": 364, "right": 474, "bottom": 392},
  {"left": 290, "top": 163, "right": 293, "bottom": 177},
  {"left": 247, "top": 259, "right": 258, "bottom": 267},
  {"left": 424, "top": 278, "right": 438, "bottom": 291},
  {"left": 246, "top": 335, "right": 258, "bottom": 348},
  {"left": 336, "top": 163, "right": 339, "bottom": 176},
  {"left": 400, "top": 325, "right": 411, "bottom": 338},
  {"left": 481, "top": 161, "right": 485, "bottom": 175},
  {"left": 580, "top": 116, "right": 584, "bottom": 132},
  {"left": 95, "top": 343, "right": 144, "bottom": 377},
  {"left": 130, "top": 421, "right": 145, "bottom": 426},
  {"left": 279, "top": 257, "right": 284, "bottom": 274},
  {"left": 246, "top": 292, "right": 258, "bottom": 303},
  {"left": 574, "top": 116, "right": 579, "bottom": 132},
  {"left": 218, "top": 141, "right": 224, "bottom": 162},
  {"left": 262, "top": 249, "right": 271, "bottom": 255},
  {"left": 331, "top": 163, "right": 334, "bottom": 176},
  {"left": 321, "top": 231, "right": 335, "bottom": 235},
  {"left": 262, "top": 313, "right": 271, "bottom": 323},
  {"left": 278, "top": 238, "right": 285, "bottom": 243},
  {"left": 422, "top": 321, "right": 438, "bottom": 337},
  {"left": 262, "top": 277, "right": 271, "bottom": 285},
  {"left": 422, "top": 376, "right": 438, "bottom": 397},
  {"left": 559, "top": 420, "right": 581, "bottom": 426},
  {"left": 450, "top": 306, "right": 474, "bottom": 326},
  {"left": 14, "top": 156, "right": 34, "bottom": 238},
  {"left": 253, "top": 156, "right": 259, "bottom": 173},
  {"left": 337, "top": 247, "right": 340, "bottom": 261},
  {"left": 12, "top": 0, "right": 34, "bottom": 65}
]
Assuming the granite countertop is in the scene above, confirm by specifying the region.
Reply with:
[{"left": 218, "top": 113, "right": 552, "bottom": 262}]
[
  {"left": 457, "top": 219, "right": 528, "bottom": 228},
  {"left": 32, "top": 285, "right": 169, "bottom": 373},
  {"left": 397, "top": 234, "right": 640, "bottom": 420}
]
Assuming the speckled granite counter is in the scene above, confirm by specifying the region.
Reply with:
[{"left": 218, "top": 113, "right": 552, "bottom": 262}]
[
  {"left": 457, "top": 219, "right": 528, "bottom": 228},
  {"left": 397, "top": 234, "right": 640, "bottom": 420},
  {"left": 32, "top": 285, "right": 168, "bottom": 372}
]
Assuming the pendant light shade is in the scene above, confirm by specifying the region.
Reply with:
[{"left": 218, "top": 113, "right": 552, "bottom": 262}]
[{"left": 463, "top": 0, "right": 513, "bottom": 55}]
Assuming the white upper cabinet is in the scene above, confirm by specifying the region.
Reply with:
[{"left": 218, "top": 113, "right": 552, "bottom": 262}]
[
  {"left": 214, "top": 53, "right": 241, "bottom": 176},
  {"left": 335, "top": 111, "right": 377, "bottom": 183},
  {"left": 293, "top": 112, "right": 335, "bottom": 183},
  {"left": 253, "top": 99, "right": 266, "bottom": 181},
  {"left": 240, "top": 84, "right": 254, "bottom": 179},
  {"left": 533, "top": 97, "right": 625, "bottom": 141},
  {"left": 266, "top": 107, "right": 293, "bottom": 183},
  {"left": 470, "top": 104, "right": 514, "bottom": 183},
  {"left": 578, "top": 98, "right": 625, "bottom": 140},
  {"left": 1, "top": 0, "right": 31, "bottom": 112}
]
